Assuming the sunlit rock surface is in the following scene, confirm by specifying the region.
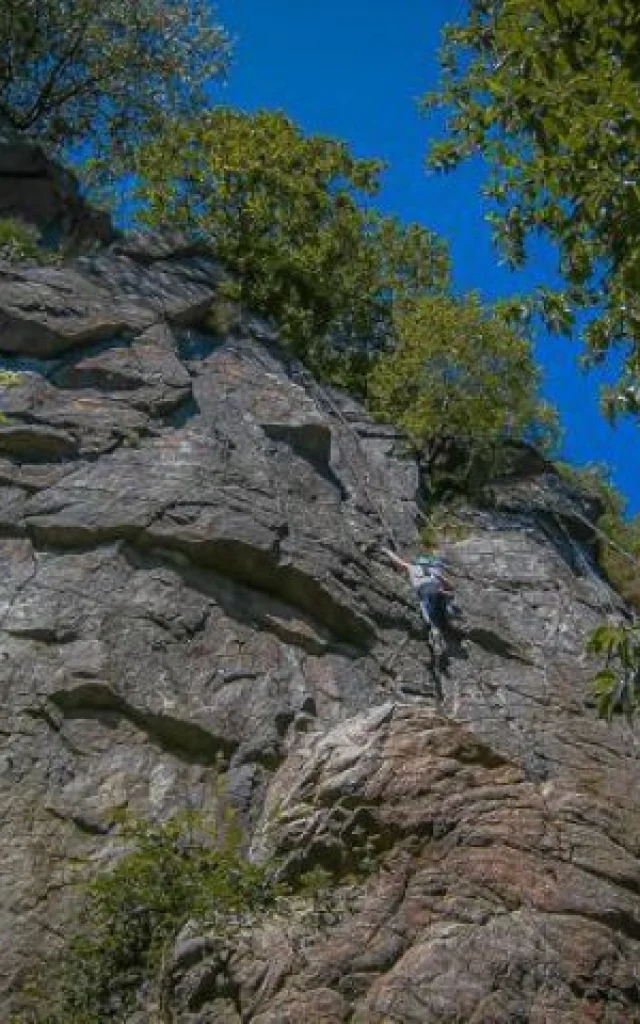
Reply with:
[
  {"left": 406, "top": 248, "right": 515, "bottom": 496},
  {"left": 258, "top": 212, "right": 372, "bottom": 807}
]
[{"left": 0, "top": 138, "right": 638, "bottom": 1023}]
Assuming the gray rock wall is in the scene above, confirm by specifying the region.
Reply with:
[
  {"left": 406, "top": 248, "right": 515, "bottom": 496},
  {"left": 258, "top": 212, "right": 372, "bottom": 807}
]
[{"left": 0, "top": 150, "right": 639, "bottom": 1022}]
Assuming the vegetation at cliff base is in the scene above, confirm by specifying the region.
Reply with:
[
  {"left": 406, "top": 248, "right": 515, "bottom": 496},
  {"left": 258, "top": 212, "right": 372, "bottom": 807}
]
[
  {"left": 427, "top": 0, "right": 640, "bottom": 419},
  {"left": 16, "top": 811, "right": 281, "bottom": 1024}
]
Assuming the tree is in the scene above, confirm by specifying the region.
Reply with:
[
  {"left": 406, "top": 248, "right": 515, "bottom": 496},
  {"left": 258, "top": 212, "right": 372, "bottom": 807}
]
[
  {"left": 0, "top": 0, "right": 230, "bottom": 171},
  {"left": 132, "top": 108, "right": 450, "bottom": 374},
  {"left": 426, "top": 0, "right": 640, "bottom": 419},
  {"left": 588, "top": 622, "right": 640, "bottom": 720},
  {"left": 367, "top": 292, "right": 559, "bottom": 452}
]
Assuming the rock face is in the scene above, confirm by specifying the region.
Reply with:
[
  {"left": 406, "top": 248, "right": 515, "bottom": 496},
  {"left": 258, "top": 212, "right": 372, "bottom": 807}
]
[
  {"left": 0, "top": 119, "right": 113, "bottom": 250},
  {"left": 1, "top": 151, "right": 639, "bottom": 1022}
]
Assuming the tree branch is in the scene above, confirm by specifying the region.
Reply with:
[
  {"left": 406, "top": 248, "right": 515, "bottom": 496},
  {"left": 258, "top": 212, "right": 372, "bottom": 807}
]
[{"left": 20, "top": 8, "right": 94, "bottom": 129}]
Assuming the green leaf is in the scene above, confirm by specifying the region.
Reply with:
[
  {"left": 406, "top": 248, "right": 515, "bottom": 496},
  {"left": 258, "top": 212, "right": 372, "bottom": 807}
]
[{"left": 587, "top": 622, "right": 640, "bottom": 720}]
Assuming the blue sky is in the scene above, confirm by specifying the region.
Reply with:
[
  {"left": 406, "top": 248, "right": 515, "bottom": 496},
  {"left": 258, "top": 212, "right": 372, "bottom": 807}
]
[{"left": 215, "top": 0, "right": 638, "bottom": 514}]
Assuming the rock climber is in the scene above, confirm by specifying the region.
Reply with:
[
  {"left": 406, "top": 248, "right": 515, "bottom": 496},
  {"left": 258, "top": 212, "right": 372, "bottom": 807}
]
[{"left": 382, "top": 546, "right": 456, "bottom": 646}]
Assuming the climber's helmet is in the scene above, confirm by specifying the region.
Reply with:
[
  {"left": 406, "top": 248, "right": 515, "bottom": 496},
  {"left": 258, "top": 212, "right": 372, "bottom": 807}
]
[{"left": 416, "top": 554, "right": 444, "bottom": 570}]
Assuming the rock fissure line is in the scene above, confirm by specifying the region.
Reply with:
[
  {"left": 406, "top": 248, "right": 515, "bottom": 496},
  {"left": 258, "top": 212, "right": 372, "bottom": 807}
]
[
  {"left": 49, "top": 682, "right": 236, "bottom": 765},
  {"left": 0, "top": 547, "right": 38, "bottom": 630},
  {"left": 122, "top": 543, "right": 366, "bottom": 654}
]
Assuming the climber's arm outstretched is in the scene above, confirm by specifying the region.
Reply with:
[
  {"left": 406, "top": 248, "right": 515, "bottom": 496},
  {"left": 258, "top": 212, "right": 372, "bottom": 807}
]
[
  {"left": 382, "top": 546, "right": 455, "bottom": 596},
  {"left": 381, "top": 546, "right": 412, "bottom": 576}
]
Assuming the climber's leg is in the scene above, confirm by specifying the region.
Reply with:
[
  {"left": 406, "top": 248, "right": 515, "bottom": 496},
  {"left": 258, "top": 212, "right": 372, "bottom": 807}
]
[
  {"left": 418, "top": 594, "right": 446, "bottom": 698},
  {"left": 419, "top": 591, "right": 448, "bottom": 632},
  {"left": 418, "top": 592, "right": 447, "bottom": 662}
]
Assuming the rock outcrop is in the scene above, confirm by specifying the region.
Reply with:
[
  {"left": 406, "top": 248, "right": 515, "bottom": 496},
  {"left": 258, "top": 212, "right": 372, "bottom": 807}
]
[
  {"left": 0, "top": 118, "right": 113, "bottom": 250},
  {"left": 1, "top": 144, "right": 639, "bottom": 1022}
]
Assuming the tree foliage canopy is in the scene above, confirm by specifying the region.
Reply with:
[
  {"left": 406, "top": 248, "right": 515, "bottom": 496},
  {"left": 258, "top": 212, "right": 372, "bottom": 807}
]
[
  {"left": 0, "top": 0, "right": 230, "bottom": 169},
  {"left": 367, "top": 293, "right": 559, "bottom": 451},
  {"left": 133, "top": 108, "right": 450, "bottom": 371},
  {"left": 426, "top": 0, "right": 640, "bottom": 419}
]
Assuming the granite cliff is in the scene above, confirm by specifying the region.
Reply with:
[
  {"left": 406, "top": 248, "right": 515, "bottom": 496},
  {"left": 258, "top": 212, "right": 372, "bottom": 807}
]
[{"left": 0, "top": 139, "right": 639, "bottom": 1023}]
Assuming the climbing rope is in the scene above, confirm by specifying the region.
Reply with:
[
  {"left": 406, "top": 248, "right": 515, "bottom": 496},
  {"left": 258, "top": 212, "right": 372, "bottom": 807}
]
[
  {"left": 564, "top": 506, "right": 640, "bottom": 574},
  {"left": 246, "top": 331, "right": 640, "bottom": 717},
  {"left": 532, "top": 476, "right": 624, "bottom": 620},
  {"left": 245, "top": 341, "right": 443, "bottom": 702},
  {"left": 287, "top": 361, "right": 402, "bottom": 551},
  {"left": 293, "top": 364, "right": 448, "bottom": 691},
  {"left": 243, "top": 337, "right": 401, "bottom": 551},
  {"left": 245, "top": 313, "right": 640, "bottom": 577}
]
